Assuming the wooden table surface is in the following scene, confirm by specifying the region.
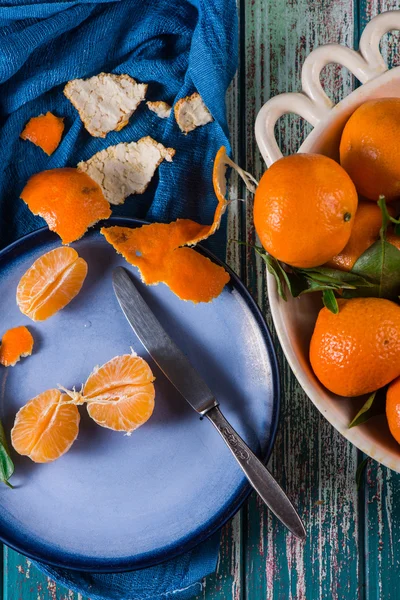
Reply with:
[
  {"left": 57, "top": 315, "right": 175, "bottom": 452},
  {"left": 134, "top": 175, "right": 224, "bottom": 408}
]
[{"left": 4, "top": 1, "right": 400, "bottom": 599}]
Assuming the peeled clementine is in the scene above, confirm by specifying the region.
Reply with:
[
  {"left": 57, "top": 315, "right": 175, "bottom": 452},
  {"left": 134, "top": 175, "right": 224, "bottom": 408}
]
[
  {"left": 310, "top": 298, "right": 400, "bottom": 397},
  {"left": 11, "top": 389, "right": 80, "bottom": 463},
  {"left": 0, "top": 326, "right": 34, "bottom": 367},
  {"left": 17, "top": 247, "right": 87, "bottom": 321},
  {"left": 253, "top": 154, "right": 358, "bottom": 268},
  {"left": 82, "top": 354, "right": 155, "bottom": 434},
  {"left": 340, "top": 98, "right": 400, "bottom": 202},
  {"left": 20, "top": 112, "right": 64, "bottom": 155}
]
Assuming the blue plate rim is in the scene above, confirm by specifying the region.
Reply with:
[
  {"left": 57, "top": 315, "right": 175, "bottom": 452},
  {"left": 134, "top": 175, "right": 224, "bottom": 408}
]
[{"left": 0, "top": 217, "right": 280, "bottom": 573}]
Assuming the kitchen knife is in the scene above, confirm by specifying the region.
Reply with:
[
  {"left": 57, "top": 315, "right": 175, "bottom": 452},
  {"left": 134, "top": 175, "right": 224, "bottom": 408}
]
[{"left": 113, "top": 266, "right": 306, "bottom": 539}]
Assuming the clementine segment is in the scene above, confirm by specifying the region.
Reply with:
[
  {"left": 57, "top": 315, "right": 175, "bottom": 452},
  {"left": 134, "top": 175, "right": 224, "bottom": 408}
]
[
  {"left": 11, "top": 389, "right": 80, "bottom": 463},
  {"left": 82, "top": 354, "right": 155, "bottom": 433},
  {"left": 310, "top": 298, "right": 400, "bottom": 397},
  {"left": 17, "top": 247, "right": 88, "bottom": 321},
  {"left": 20, "top": 112, "right": 64, "bottom": 155},
  {"left": 340, "top": 98, "right": 400, "bottom": 202},
  {"left": 253, "top": 153, "right": 358, "bottom": 268},
  {"left": 0, "top": 326, "right": 33, "bottom": 367},
  {"left": 20, "top": 168, "right": 111, "bottom": 244},
  {"left": 386, "top": 377, "right": 400, "bottom": 444}
]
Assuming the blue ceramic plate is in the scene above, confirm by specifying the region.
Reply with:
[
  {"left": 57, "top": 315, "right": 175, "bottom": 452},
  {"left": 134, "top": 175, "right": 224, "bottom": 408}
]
[{"left": 0, "top": 218, "right": 279, "bottom": 572}]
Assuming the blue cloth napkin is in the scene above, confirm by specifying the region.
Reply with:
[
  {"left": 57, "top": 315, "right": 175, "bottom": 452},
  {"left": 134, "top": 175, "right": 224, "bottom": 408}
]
[{"left": 0, "top": 0, "right": 238, "bottom": 598}]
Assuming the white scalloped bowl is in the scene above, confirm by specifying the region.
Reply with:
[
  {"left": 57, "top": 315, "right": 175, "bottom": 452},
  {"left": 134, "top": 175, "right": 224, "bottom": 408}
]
[{"left": 255, "top": 11, "right": 400, "bottom": 472}]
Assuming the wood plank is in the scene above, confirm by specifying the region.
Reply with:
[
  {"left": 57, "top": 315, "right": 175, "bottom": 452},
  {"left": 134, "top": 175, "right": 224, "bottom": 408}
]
[
  {"left": 242, "top": 0, "right": 361, "bottom": 598},
  {"left": 3, "top": 548, "right": 80, "bottom": 600},
  {"left": 357, "top": 5, "right": 400, "bottom": 599}
]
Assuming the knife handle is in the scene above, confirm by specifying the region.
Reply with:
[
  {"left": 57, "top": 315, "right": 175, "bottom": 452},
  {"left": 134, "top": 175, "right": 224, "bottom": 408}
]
[{"left": 205, "top": 406, "right": 306, "bottom": 539}]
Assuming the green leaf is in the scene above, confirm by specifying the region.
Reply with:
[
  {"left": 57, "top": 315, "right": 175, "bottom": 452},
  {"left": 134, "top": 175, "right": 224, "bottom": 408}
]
[
  {"left": 262, "top": 254, "right": 287, "bottom": 301},
  {"left": 351, "top": 239, "right": 400, "bottom": 299},
  {"left": 297, "top": 267, "right": 373, "bottom": 290},
  {"left": 322, "top": 289, "right": 339, "bottom": 314},
  {"left": 395, "top": 223, "right": 400, "bottom": 237},
  {"left": 349, "top": 392, "right": 377, "bottom": 428},
  {"left": 0, "top": 420, "right": 14, "bottom": 488},
  {"left": 285, "top": 270, "right": 315, "bottom": 297},
  {"left": 356, "top": 458, "right": 369, "bottom": 491}
]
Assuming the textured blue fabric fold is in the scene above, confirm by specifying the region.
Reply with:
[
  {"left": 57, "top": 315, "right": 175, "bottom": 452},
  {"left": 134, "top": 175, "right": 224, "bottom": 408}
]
[{"left": 0, "top": 0, "right": 238, "bottom": 597}]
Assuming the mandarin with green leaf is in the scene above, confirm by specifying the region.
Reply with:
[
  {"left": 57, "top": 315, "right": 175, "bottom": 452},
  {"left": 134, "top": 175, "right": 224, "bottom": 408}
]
[
  {"left": 253, "top": 154, "right": 358, "bottom": 268},
  {"left": 310, "top": 298, "right": 400, "bottom": 397}
]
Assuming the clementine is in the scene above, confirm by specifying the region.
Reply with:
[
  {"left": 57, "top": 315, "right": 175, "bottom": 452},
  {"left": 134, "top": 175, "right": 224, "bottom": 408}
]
[
  {"left": 310, "top": 298, "right": 400, "bottom": 397},
  {"left": 11, "top": 389, "right": 80, "bottom": 463},
  {"left": 340, "top": 98, "right": 400, "bottom": 201},
  {"left": 386, "top": 376, "right": 400, "bottom": 444},
  {"left": 326, "top": 201, "right": 396, "bottom": 271},
  {"left": 253, "top": 153, "right": 358, "bottom": 268},
  {"left": 17, "top": 247, "right": 88, "bottom": 321},
  {"left": 82, "top": 354, "right": 155, "bottom": 433}
]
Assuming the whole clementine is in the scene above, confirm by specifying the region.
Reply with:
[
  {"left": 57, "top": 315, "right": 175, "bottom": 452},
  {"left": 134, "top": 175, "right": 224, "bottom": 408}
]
[
  {"left": 253, "top": 154, "right": 358, "bottom": 268},
  {"left": 326, "top": 201, "right": 396, "bottom": 271},
  {"left": 310, "top": 298, "right": 400, "bottom": 397},
  {"left": 386, "top": 376, "right": 400, "bottom": 444},
  {"left": 340, "top": 98, "right": 400, "bottom": 202}
]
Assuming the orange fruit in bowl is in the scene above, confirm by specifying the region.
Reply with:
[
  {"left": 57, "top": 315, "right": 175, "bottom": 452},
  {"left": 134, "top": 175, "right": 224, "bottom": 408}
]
[
  {"left": 253, "top": 153, "right": 358, "bottom": 268},
  {"left": 340, "top": 98, "right": 400, "bottom": 202},
  {"left": 11, "top": 389, "right": 80, "bottom": 463},
  {"left": 386, "top": 376, "right": 400, "bottom": 444},
  {"left": 310, "top": 298, "right": 400, "bottom": 397},
  {"left": 17, "top": 246, "right": 88, "bottom": 321},
  {"left": 326, "top": 200, "right": 398, "bottom": 271}
]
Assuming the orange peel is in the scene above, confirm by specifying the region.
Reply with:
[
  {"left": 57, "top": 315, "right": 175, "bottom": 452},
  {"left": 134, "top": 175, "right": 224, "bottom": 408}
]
[
  {"left": 147, "top": 101, "right": 171, "bottom": 119},
  {"left": 17, "top": 247, "right": 88, "bottom": 321},
  {"left": 77, "top": 137, "right": 175, "bottom": 206},
  {"left": 99, "top": 147, "right": 253, "bottom": 302},
  {"left": 64, "top": 73, "right": 147, "bottom": 137},
  {"left": 20, "top": 168, "right": 111, "bottom": 244},
  {"left": 0, "top": 326, "right": 34, "bottom": 367},
  {"left": 174, "top": 93, "right": 213, "bottom": 133},
  {"left": 20, "top": 112, "right": 64, "bottom": 155}
]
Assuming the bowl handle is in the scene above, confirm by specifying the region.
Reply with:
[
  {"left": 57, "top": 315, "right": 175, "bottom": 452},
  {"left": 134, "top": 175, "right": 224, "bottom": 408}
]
[{"left": 255, "top": 10, "right": 400, "bottom": 167}]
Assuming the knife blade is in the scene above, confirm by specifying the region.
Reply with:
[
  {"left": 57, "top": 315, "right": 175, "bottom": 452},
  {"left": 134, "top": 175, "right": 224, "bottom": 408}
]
[{"left": 112, "top": 266, "right": 306, "bottom": 539}]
